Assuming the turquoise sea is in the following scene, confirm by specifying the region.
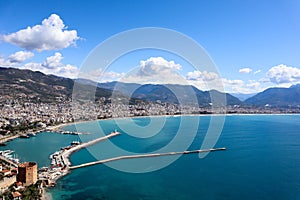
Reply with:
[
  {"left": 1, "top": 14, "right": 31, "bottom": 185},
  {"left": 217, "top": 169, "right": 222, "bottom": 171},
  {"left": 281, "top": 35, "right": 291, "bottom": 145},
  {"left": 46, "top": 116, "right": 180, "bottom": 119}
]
[{"left": 1, "top": 115, "right": 300, "bottom": 199}]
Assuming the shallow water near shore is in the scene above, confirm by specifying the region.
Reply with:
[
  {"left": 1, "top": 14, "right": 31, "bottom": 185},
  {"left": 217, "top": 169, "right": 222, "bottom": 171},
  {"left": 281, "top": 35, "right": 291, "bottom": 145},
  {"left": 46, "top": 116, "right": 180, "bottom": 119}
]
[{"left": 2, "top": 115, "right": 300, "bottom": 199}]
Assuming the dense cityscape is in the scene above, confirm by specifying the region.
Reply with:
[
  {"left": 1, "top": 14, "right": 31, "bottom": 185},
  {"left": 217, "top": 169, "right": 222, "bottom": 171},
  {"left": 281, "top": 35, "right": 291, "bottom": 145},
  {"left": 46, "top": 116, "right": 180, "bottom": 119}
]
[{"left": 1, "top": 98, "right": 300, "bottom": 137}]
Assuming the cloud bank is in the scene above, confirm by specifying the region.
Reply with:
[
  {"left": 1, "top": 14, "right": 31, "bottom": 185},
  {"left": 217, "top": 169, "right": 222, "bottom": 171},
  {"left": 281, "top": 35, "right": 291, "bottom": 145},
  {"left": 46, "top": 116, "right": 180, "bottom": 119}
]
[
  {"left": 23, "top": 52, "right": 79, "bottom": 78},
  {"left": 0, "top": 51, "right": 34, "bottom": 67},
  {"left": 266, "top": 64, "right": 300, "bottom": 84}
]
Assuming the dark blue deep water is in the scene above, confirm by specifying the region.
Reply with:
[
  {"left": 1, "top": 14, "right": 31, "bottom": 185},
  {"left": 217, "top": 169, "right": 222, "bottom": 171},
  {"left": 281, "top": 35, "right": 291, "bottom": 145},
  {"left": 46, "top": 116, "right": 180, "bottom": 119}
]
[{"left": 2, "top": 115, "right": 300, "bottom": 199}]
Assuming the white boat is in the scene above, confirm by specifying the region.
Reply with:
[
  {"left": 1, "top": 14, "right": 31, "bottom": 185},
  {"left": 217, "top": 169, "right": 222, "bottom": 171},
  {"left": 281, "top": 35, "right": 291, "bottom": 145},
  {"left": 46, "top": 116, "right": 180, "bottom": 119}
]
[
  {"left": 2, "top": 150, "right": 14, "bottom": 154},
  {"left": 1, "top": 150, "right": 14, "bottom": 157},
  {"left": 71, "top": 141, "right": 81, "bottom": 145},
  {"left": 4, "top": 154, "right": 13, "bottom": 159},
  {"left": 27, "top": 133, "right": 36, "bottom": 137},
  {"left": 12, "top": 158, "right": 20, "bottom": 163}
]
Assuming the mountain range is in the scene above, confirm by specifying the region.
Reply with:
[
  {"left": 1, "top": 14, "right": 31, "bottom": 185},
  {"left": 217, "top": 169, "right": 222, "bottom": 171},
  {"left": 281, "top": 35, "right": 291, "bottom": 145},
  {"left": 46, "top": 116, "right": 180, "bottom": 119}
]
[
  {"left": 244, "top": 84, "right": 300, "bottom": 107},
  {"left": 98, "top": 81, "right": 241, "bottom": 106},
  {"left": 230, "top": 93, "right": 256, "bottom": 101},
  {"left": 0, "top": 67, "right": 112, "bottom": 103},
  {"left": 1, "top": 67, "right": 300, "bottom": 107}
]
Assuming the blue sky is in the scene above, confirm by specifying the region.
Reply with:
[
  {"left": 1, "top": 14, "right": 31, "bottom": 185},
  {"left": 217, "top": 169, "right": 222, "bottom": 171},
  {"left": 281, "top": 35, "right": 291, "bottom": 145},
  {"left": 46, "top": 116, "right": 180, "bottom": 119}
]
[{"left": 1, "top": 0, "right": 300, "bottom": 93}]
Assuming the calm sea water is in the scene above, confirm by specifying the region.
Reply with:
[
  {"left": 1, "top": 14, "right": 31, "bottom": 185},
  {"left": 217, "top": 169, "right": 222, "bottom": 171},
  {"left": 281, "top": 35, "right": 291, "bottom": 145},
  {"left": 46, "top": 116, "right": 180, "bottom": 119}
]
[{"left": 2, "top": 115, "right": 300, "bottom": 200}]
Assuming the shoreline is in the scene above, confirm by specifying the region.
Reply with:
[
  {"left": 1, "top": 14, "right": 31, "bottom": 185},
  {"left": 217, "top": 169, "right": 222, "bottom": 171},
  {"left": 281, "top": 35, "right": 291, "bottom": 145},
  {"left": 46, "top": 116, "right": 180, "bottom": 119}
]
[
  {"left": 3, "top": 113, "right": 300, "bottom": 200},
  {"left": 47, "top": 112, "right": 300, "bottom": 130},
  {"left": 2, "top": 112, "right": 300, "bottom": 147},
  {"left": 3, "top": 112, "right": 300, "bottom": 144}
]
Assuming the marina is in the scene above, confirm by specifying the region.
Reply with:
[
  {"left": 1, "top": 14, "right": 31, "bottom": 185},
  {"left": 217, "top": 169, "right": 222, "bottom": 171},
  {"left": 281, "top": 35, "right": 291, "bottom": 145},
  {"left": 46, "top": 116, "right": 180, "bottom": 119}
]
[
  {"left": 0, "top": 150, "right": 19, "bottom": 165},
  {"left": 0, "top": 155, "right": 18, "bottom": 168},
  {"left": 38, "top": 130, "right": 121, "bottom": 185},
  {"left": 44, "top": 127, "right": 91, "bottom": 135}
]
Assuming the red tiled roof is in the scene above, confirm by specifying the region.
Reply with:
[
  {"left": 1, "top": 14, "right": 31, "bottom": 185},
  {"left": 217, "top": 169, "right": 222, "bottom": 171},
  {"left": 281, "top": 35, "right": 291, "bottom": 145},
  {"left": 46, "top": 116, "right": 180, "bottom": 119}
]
[{"left": 18, "top": 162, "right": 37, "bottom": 168}]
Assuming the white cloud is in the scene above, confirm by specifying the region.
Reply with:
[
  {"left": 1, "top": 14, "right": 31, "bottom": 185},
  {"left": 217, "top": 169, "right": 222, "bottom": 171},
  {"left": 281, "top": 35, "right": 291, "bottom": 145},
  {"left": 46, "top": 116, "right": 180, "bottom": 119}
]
[
  {"left": 186, "top": 64, "right": 300, "bottom": 93},
  {"left": 1, "top": 14, "right": 79, "bottom": 51},
  {"left": 79, "top": 69, "right": 125, "bottom": 82},
  {"left": 239, "top": 67, "right": 252, "bottom": 74},
  {"left": 266, "top": 64, "right": 300, "bottom": 84},
  {"left": 222, "top": 79, "right": 244, "bottom": 86},
  {"left": 254, "top": 69, "right": 261, "bottom": 75},
  {"left": 8, "top": 51, "right": 34, "bottom": 63},
  {"left": 246, "top": 82, "right": 261, "bottom": 89},
  {"left": 186, "top": 70, "right": 219, "bottom": 81},
  {"left": 121, "top": 57, "right": 184, "bottom": 84},
  {"left": 186, "top": 69, "right": 266, "bottom": 94},
  {"left": 221, "top": 78, "right": 245, "bottom": 93},
  {"left": 222, "top": 79, "right": 267, "bottom": 94},
  {"left": 0, "top": 57, "right": 6, "bottom": 66},
  {"left": 186, "top": 70, "right": 225, "bottom": 91},
  {"left": 42, "top": 52, "right": 64, "bottom": 69},
  {"left": 23, "top": 52, "right": 79, "bottom": 78},
  {"left": 0, "top": 51, "right": 34, "bottom": 67},
  {"left": 104, "top": 71, "right": 125, "bottom": 81},
  {"left": 138, "top": 56, "right": 181, "bottom": 75}
]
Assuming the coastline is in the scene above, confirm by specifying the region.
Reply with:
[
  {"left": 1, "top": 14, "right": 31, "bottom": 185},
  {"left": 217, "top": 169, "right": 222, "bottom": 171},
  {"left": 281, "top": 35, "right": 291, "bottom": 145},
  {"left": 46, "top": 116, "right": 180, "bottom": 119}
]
[
  {"left": 3, "top": 112, "right": 300, "bottom": 148},
  {"left": 46, "top": 112, "right": 300, "bottom": 132},
  {"left": 3, "top": 112, "right": 300, "bottom": 144},
  {"left": 3, "top": 113, "right": 300, "bottom": 200},
  {"left": 46, "top": 118, "right": 101, "bottom": 132},
  {"left": 3, "top": 111, "right": 299, "bottom": 144}
]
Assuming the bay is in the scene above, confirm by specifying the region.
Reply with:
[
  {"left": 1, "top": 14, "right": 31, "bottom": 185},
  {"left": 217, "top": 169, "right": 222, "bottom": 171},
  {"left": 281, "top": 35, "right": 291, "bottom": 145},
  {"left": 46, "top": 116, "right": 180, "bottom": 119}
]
[{"left": 2, "top": 115, "right": 300, "bottom": 199}]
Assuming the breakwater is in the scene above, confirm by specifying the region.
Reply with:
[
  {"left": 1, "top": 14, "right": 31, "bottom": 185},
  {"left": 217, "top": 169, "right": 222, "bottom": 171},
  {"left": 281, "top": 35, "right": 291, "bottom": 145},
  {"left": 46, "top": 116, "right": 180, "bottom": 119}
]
[{"left": 69, "top": 147, "right": 226, "bottom": 170}]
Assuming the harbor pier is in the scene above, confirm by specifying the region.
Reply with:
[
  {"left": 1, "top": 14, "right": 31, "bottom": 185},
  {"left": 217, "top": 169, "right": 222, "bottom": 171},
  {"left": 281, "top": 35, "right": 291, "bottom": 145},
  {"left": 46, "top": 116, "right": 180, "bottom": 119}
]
[
  {"left": 69, "top": 147, "right": 226, "bottom": 170},
  {"left": 42, "top": 131, "right": 226, "bottom": 185}
]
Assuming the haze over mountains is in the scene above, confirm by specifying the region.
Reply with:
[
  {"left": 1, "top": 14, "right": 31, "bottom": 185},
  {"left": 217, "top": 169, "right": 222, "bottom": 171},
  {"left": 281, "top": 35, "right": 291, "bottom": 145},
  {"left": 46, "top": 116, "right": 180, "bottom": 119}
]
[
  {"left": 1, "top": 67, "right": 300, "bottom": 107},
  {"left": 229, "top": 93, "right": 257, "bottom": 101}
]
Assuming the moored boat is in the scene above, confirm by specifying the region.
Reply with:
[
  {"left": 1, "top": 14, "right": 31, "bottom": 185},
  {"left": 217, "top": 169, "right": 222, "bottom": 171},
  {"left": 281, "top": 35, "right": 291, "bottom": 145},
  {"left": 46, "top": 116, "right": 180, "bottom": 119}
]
[
  {"left": 27, "top": 133, "right": 36, "bottom": 137},
  {"left": 20, "top": 134, "right": 29, "bottom": 138},
  {"left": 71, "top": 141, "right": 81, "bottom": 145}
]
